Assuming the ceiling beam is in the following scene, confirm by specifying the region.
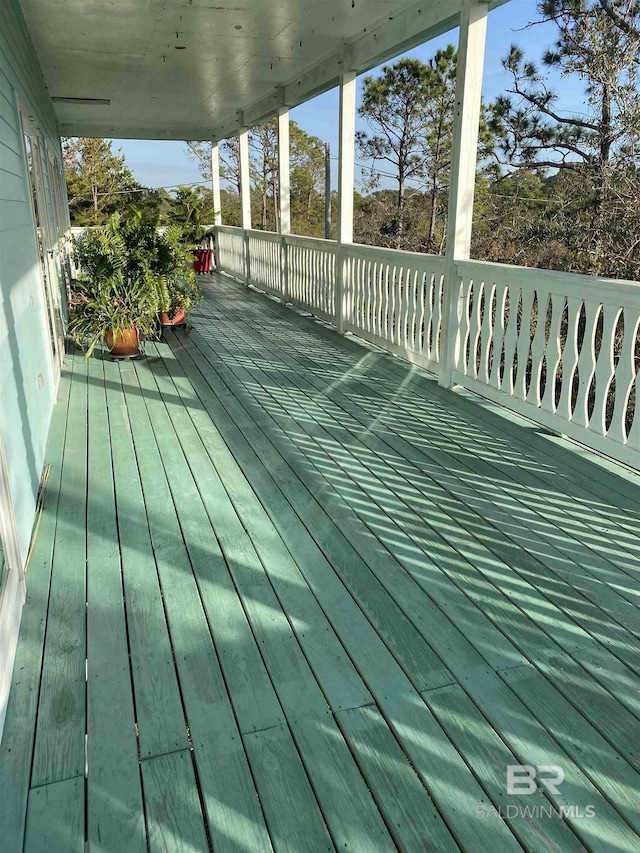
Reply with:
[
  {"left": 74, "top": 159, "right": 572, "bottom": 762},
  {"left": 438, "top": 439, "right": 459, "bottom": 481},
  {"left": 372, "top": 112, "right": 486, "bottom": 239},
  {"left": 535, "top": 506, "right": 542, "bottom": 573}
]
[{"left": 57, "top": 122, "right": 222, "bottom": 140}]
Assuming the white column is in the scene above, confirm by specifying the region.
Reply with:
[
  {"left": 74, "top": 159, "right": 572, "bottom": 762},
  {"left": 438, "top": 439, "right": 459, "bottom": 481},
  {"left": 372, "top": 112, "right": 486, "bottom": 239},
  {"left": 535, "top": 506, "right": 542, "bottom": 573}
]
[
  {"left": 210, "top": 140, "right": 222, "bottom": 272},
  {"left": 336, "top": 70, "right": 356, "bottom": 334},
  {"left": 211, "top": 140, "right": 222, "bottom": 226},
  {"left": 439, "top": 0, "right": 488, "bottom": 387},
  {"left": 278, "top": 106, "right": 291, "bottom": 304},
  {"left": 238, "top": 127, "right": 251, "bottom": 285},
  {"left": 238, "top": 127, "right": 251, "bottom": 230},
  {"left": 278, "top": 106, "right": 290, "bottom": 235}
]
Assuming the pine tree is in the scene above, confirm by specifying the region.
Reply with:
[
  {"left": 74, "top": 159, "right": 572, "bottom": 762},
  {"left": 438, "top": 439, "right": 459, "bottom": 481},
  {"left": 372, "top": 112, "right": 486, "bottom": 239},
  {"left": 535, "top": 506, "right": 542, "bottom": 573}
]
[{"left": 63, "top": 138, "right": 141, "bottom": 225}]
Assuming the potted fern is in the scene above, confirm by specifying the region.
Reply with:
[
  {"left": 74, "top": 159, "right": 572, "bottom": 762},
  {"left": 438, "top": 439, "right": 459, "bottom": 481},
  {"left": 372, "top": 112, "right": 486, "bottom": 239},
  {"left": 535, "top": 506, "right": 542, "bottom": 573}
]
[
  {"left": 157, "top": 229, "right": 202, "bottom": 327},
  {"left": 69, "top": 212, "right": 195, "bottom": 357}
]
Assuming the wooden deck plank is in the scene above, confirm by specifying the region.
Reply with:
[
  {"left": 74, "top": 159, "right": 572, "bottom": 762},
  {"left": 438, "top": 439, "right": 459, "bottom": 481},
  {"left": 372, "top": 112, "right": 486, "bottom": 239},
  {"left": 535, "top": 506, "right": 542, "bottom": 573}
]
[
  {"left": 31, "top": 355, "right": 88, "bottom": 787},
  {"left": 213, "top": 287, "right": 640, "bottom": 710},
  {"left": 4, "top": 273, "right": 640, "bottom": 851},
  {"left": 86, "top": 354, "right": 146, "bottom": 853},
  {"left": 243, "top": 724, "right": 334, "bottom": 852},
  {"left": 23, "top": 776, "right": 84, "bottom": 853},
  {"left": 118, "top": 359, "right": 276, "bottom": 852},
  {"left": 238, "top": 323, "right": 640, "bottom": 736},
  {"left": 147, "top": 342, "right": 374, "bottom": 712},
  {"left": 242, "top": 278, "right": 640, "bottom": 598},
  {"left": 122, "top": 359, "right": 285, "bottom": 737},
  {"left": 213, "top": 301, "right": 640, "bottom": 717},
  {"left": 425, "top": 684, "right": 589, "bottom": 853},
  {"left": 141, "top": 750, "right": 209, "bottom": 853},
  {"left": 199, "top": 319, "right": 540, "bottom": 670},
  {"left": 500, "top": 664, "right": 640, "bottom": 835},
  {"left": 336, "top": 704, "right": 461, "bottom": 853},
  {"left": 133, "top": 351, "right": 397, "bottom": 852},
  {"left": 175, "top": 331, "right": 462, "bottom": 690},
  {"left": 233, "top": 272, "right": 640, "bottom": 521},
  {"left": 182, "top": 321, "right": 639, "bottom": 852},
  {"left": 181, "top": 280, "right": 640, "bottom": 844},
  {"left": 221, "top": 282, "right": 640, "bottom": 621},
  {"left": 102, "top": 357, "right": 188, "bottom": 760},
  {"left": 247, "top": 292, "right": 640, "bottom": 589},
  {"left": 163, "top": 335, "right": 525, "bottom": 853},
  {"left": 0, "top": 361, "right": 73, "bottom": 850}
]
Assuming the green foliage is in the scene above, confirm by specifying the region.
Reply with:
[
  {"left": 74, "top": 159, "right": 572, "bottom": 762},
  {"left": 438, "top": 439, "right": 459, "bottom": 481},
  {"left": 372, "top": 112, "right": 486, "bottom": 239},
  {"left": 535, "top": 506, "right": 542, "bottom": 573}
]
[
  {"left": 160, "top": 225, "right": 203, "bottom": 314},
  {"left": 69, "top": 212, "right": 198, "bottom": 356},
  {"left": 166, "top": 185, "right": 214, "bottom": 243}
]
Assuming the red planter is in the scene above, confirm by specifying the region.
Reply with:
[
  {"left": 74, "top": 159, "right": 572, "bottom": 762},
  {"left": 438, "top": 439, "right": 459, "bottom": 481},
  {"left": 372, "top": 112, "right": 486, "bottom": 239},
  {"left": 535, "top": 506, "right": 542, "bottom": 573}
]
[
  {"left": 104, "top": 328, "right": 140, "bottom": 357},
  {"left": 192, "top": 248, "right": 213, "bottom": 273}
]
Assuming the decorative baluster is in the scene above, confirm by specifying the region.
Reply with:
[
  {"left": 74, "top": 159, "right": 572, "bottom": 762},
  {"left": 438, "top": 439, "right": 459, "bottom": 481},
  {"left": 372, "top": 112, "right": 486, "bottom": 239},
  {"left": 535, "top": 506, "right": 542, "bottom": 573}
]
[
  {"left": 408, "top": 268, "right": 418, "bottom": 351},
  {"left": 608, "top": 307, "right": 640, "bottom": 445},
  {"left": 406, "top": 266, "right": 414, "bottom": 349},
  {"left": 369, "top": 260, "right": 376, "bottom": 336},
  {"left": 573, "top": 302, "right": 601, "bottom": 427},
  {"left": 467, "top": 280, "right": 483, "bottom": 380},
  {"left": 386, "top": 263, "right": 396, "bottom": 341},
  {"left": 396, "top": 266, "right": 404, "bottom": 346},
  {"left": 501, "top": 285, "right": 520, "bottom": 395},
  {"left": 478, "top": 281, "right": 495, "bottom": 384},
  {"left": 541, "top": 293, "right": 566, "bottom": 413},
  {"left": 556, "top": 297, "right": 582, "bottom": 424},
  {"left": 433, "top": 273, "right": 444, "bottom": 364},
  {"left": 626, "top": 363, "right": 640, "bottom": 450},
  {"left": 457, "top": 276, "right": 473, "bottom": 374},
  {"left": 360, "top": 259, "right": 366, "bottom": 332},
  {"left": 394, "top": 266, "right": 402, "bottom": 346},
  {"left": 312, "top": 247, "right": 317, "bottom": 310},
  {"left": 418, "top": 270, "right": 428, "bottom": 357},
  {"left": 525, "top": 289, "right": 549, "bottom": 406},
  {"left": 369, "top": 260, "right": 375, "bottom": 334},
  {"left": 514, "top": 288, "right": 534, "bottom": 400},
  {"left": 591, "top": 305, "right": 623, "bottom": 436},
  {"left": 489, "top": 282, "right": 507, "bottom": 389}
]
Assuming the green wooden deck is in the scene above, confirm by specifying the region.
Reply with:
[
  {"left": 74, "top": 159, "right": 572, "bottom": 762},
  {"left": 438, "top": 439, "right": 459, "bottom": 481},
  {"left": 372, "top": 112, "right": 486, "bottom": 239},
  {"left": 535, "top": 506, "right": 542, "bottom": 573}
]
[{"left": 2, "top": 272, "right": 640, "bottom": 852}]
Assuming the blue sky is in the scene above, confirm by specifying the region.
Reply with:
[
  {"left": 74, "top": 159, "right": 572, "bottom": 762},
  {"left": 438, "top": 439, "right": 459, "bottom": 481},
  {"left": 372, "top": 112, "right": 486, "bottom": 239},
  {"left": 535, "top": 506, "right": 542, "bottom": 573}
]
[{"left": 113, "top": 0, "right": 581, "bottom": 192}]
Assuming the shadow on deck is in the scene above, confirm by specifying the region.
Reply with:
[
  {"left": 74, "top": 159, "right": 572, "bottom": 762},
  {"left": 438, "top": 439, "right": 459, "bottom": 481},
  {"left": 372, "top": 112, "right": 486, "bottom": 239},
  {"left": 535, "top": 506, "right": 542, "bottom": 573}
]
[{"left": 1, "top": 273, "right": 640, "bottom": 852}]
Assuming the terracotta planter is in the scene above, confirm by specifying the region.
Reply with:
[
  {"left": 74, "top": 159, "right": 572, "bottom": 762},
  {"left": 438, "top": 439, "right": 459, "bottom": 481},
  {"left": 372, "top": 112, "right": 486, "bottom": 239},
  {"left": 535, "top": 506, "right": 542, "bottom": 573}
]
[
  {"left": 104, "top": 328, "right": 141, "bottom": 357},
  {"left": 159, "top": 307, "right": 186, "bottom": 326}
]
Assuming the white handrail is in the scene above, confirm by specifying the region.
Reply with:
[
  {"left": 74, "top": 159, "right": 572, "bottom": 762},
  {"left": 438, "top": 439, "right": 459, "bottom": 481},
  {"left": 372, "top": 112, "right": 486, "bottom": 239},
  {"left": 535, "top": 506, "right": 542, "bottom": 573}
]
[{"left": 214, "top": 225, "right": 640, "bottom": 469}]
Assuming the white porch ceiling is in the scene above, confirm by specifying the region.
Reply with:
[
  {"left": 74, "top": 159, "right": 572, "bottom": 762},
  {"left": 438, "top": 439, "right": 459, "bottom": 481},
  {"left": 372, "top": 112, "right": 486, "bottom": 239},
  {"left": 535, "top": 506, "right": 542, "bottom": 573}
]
[{"left": 18, "top": 0, "right": 504, "bottom": 141}]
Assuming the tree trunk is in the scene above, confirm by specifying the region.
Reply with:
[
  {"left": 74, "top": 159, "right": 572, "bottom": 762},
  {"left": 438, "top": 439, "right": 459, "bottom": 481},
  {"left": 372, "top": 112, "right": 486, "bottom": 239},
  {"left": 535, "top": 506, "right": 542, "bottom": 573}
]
[
  {"left": 397, "top": 167, "right": 405, "bottom": 250},
  {"left": 591, "top": 82, "right": 612, "bottom": 274},
  {"left": 428, "top": 174, "right": 438, "bottom": 253},
  {"left": 272, "top": 174, "right": 279, "bottom": 232}
]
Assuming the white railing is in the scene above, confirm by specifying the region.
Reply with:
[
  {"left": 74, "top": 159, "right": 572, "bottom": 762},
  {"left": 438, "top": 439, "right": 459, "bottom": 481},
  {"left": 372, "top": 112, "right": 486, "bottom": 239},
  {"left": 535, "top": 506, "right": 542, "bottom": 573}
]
[
  {"left": 342, "top": 244, "right": 445, "bottom": 372},
  {"left": 214, "top": 225, "right": 640, "bottom": 469},
  {"left": 247, "top": 229, "right": 281, "bottom": 297},
  {"left": 215, "top": 227, "right": 442, "bottom": 366},
  {"left": 453, "top": 260, "right": 640, "bottom": 468},
  {"left": 286, "top": 235, "right": 337, "bottom": 322},
  {"left": 217, "top": 225, "right": 245, "bottom": 280}
]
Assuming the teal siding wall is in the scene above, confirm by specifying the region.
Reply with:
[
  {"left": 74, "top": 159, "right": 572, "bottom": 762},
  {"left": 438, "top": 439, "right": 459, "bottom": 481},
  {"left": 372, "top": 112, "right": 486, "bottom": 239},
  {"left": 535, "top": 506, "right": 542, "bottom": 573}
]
[{"left": 0, "top": 1, "right": 64, "bottom": 563}]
